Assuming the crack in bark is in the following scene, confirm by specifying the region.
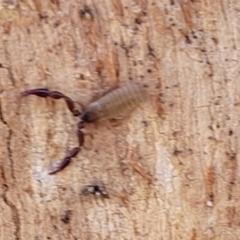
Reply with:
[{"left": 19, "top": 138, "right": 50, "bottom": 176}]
[
  {"left": 2, "top": 182, "right": 20, "bottom": 240},
  {"left": 0, "top": 100, "right": 15, "bottom": 179},
  {"left": 0, "top": 95, "right": 19, "bottom": 240},
  {"left": 6, "top": 66, "right": 16, "bottom": 86},
  {"left": 1, "top": 165, "right": 20, "bottom": 240}
]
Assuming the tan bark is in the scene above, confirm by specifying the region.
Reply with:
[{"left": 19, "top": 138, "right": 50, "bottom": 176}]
[{"left": 0, "top": 0, "right": 240, "bottom": 239}]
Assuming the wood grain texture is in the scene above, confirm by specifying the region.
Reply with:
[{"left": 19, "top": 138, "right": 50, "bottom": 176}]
[{"left": 0, "top": 0, "right": 240, "bottom": 239}]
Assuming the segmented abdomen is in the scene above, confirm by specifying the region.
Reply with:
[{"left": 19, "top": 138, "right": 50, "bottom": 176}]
[{"left": 96, "top": 83, "right": 147, "bottom": 120}]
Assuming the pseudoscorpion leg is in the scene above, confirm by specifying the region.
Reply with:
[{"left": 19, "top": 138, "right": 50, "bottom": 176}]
[
  {"left": 48, "top": 129, "right": 84, "bottom": 175},
  {"left": 22, "top": 88, "right": 81, "bottom": 116}
]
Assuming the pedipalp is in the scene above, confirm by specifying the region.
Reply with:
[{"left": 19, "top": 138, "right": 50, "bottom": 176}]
[
  {"left": 48, "top": 127, "right": 84, "bottom": 174},
  {"left": 22, "top": 88, "right": 81, "bottom": 116}
]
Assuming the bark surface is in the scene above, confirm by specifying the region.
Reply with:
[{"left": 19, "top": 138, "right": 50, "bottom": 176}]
[{"left": 0, "top": 1, "right": 240, "bottom": 239}]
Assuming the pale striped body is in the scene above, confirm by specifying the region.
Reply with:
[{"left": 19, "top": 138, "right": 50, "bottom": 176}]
[{"left": 81, "top": 83, "right": 147, "bottom": 122}]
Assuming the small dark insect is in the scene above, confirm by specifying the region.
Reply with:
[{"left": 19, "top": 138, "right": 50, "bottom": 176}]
[
  {"left": 79, "top": 5, "right": 93, "bottom": 19},
  {"left": 21, "top": 83, "right": 147, "bottom": 174},
  {"left": 81, "top": 184, "right": 109, "bottom": 198}
]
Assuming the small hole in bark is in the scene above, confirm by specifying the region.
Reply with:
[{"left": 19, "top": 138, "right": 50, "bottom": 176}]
[
  {"left": 135, "top": 18, "right": 142, "bottom": 24},
  {"left": 185, "top": 35, "right": 192, "bottom": 44}
]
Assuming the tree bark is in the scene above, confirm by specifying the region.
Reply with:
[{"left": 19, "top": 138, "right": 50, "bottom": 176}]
[{"left": 0, "top": 0, "right": 240, "bottom": 239}]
